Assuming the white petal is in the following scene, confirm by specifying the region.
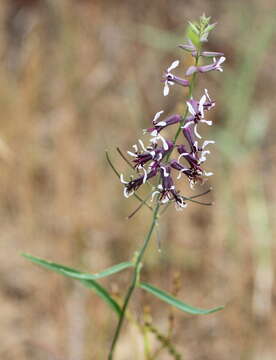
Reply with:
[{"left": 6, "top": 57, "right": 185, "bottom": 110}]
[
  {"left": 201, "top": 120, "right": 213, "bottom": 126},
  {"left": 199, "top": 150, "right": 210, "bottom": 163},
  {"left": 142, "top": 167, "right": 148, "bottom": 184},
  {"left": 157, "top": 153, "right": 162, "bottom": 161},
  {"left": 150, "top": 130, "right": 158, "bottom": 136},
  {"left": 189, "top": 179, "right": 198, "bottom": 189},
  {"left": 186, "top": 101, "right": 196, "bottom": 116},
  {"left": 132, "top": 144, "right": 138, "bottom": 152},
  {"left": 158, "top": 134, "right": 169, "bottom": 150},
  {"left": 127, "top": 151, "right": 137, "bottom": 157},
  {"left": 177, "top": 168, "right": 188, "bottom": 180},
  {"left": 155, "top": 121, "right": 167, "bottom": 127},
  {"left": 153, "top": 110, "right": 164, "bottom": 123},
  {"left": 163, "top": 81, "right": 170, "bottom": 96},
  {"left": 177, "top": 152, "right": 189, "bottom": 162},
  {"left": 138, "top": 139, "right": 147, "bottom": 152},
  {"left": 204, "top": 171, "right": 213, "bottom": 177},
  {"left": 167, "top": 60, "right": 179, "bottom": 72},
  {"left": 177, "top": 172, "right": 182, "bottom": 180},
  {"left": 176, "top": 199, "right": 187, "bottom": 210},
  {"left": 182, "top": 120, "right": 193, "bottom": 129},
  {"left": 149, "top": 136, "right": 158, "bottom": 145},
  {"left": 202, "top": 140, "right": 215, "bottom": 149},
  {"left": 120, "top": 174, "right": 128, "bottom": 184},
  {"left": 160, "top": 166, "right": 169, "bottom": 177},
  {"left": 199, "top": 94, "right": 206, "bottom": 107},
  {"left": 204, "top": 88, "right": 211, "bottom": 102},
  {"left": 124, "top": 188, "right": 134, "bottom": 198},
  {"left": 194, "top": 124, "right": 202, "bottom": 139},
  {"left": 199, "top": 95, "right": 206, "bottom": 115},
  {"left": 217, "top": 56, "right": 226, "bottom": 66}
]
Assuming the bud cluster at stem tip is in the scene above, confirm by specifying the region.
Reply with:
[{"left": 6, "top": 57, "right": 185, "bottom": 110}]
[{"left": 120, "top": 15, "right": 225, "bottom": 211}]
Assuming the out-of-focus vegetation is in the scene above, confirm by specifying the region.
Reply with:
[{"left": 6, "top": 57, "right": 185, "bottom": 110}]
[{"left": 0, "top": 0, "right": 276, "bottom": 359}]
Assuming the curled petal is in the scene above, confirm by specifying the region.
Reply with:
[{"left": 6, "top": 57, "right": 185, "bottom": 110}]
[
  {"left": 194, "top": 124, "right": 202, "bottom": 139},
  {"left": 167, "top": 60, "right": 179, "bottom": 72},
  {"left": 202, "top": 140, "right": 215, "bottom": 149},
  {"left": 153, "top": 110, "right": 164, "bottom": 124},
  {"left": 186, "top": 101, "right": 196, "bottom": 116},
  {"left": 120, "top": 174, "right": 128, "bottom": 184},
  {"left": 201, "top": 120, "right": 213, "bottom": 126},
  {"left": 127, "top": 151, "right": 137, "bottom": 157}
]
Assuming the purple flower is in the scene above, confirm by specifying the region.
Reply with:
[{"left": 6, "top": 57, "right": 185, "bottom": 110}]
[
  {"left": 162, "top": 60, "right": 189, "bottom": 96},
  {"left": 182, "top": 126, "right": 198, "bottom": 155},
  {"left": 120, "top": 166, "right": 158, "bottom": 198},
  {"left": 178, "top": 39, "right": 224, "bottom": 59},
  {"left": 178, "top": 39, "right": 197, "bottom": 56},
  {"left": 174, "top": 140, "right": 214, "bottom": 183},
  {"left": 186, "top": 56, "right": 225, "bottom": 76},
  {"left": 177, "top": 144, "right": 201, "bottom": 169},
  {"left": 146, "top": 113, "right": 182, "bottom": 136},
  {"left": 119, "top": 18, "right": 224, "bottom": 210},
  {"left": 172, "top": 152, "right": 204, "bottom": 187},
  {"left": 170, "top": 159, "right": 190, "bottom": 179},
  {"left": 202, "top": 88, "right": 215, "bottom": 111},
  {"left": 182, "top": 91, "right": 213, "bottom": 139},
  {"left": 151, "top": 166, "right": 187, "bottom": 210},
  {"left": 127, "top": 138, "right": 173, "bottom": 169},
  {"left": 196, "top": 140, "right": 215, "bottom": 166},
  {"left": 200, "top": 51, "right": 224, "bottom": 58}
]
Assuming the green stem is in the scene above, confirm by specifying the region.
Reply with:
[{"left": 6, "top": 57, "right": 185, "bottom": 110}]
[
  {"left": 108, "top": 51, "right": 200, "bottom": 360},
  {"left": 108, "top": 203, "right": 160, "bottom": 359}
]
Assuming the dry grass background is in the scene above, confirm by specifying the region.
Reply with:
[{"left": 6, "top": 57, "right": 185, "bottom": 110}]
[{"left": 0, "top": 0, "right": 276, "bottom": 359}]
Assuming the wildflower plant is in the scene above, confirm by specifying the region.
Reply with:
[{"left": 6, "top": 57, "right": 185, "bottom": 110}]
[{"left": 23, "top": 15, "right": 225, "bottom": 359}]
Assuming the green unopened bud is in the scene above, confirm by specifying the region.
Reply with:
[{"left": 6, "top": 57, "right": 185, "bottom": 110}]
[
  {"left": 186, "top": 15, "right": 217, "bottom": 47},
  {"left": 186, "top": 22, "right": 201, "bottom": 48}
]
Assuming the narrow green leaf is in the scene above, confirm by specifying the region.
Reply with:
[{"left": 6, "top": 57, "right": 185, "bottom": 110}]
[
  {"left": 22, "top": 253, "right": 122, "bottom": 316},
  {"left": 140, "top": 282, "right": 224, "bottom": 315},
  {"left": 22, "top": 253, "right": 133, "bottom": 280},
  {"left": 188, "top": 21, "right": 200, "bottom": 35},
  {"left": 80, "top": 279, "right": 122, "bottom": 316},
  {"left": 204, "top": 23, "right": 217, "bottom": 34},
  {"left": 186, "top": 24, "right": 200, "bottom": 48}
]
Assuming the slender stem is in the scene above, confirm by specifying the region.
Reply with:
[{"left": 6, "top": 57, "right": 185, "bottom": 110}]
[
  {"left": 108, "top": 51, "right": 201, "bottom": 360},
  {"left": 127, "top": 192, "right": 153, "bottom": 219},
  {"left": 108, "top": 203, "right": 160, "bottom": 359}
]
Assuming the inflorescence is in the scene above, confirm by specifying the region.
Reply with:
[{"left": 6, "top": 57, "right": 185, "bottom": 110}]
[{"left": 120, "top": 15, "right": 225, "bottom": 211}]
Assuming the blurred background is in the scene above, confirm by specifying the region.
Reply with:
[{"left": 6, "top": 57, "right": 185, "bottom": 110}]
[{"left": 0, "top": 0, "right": 276, "bottom": 359}]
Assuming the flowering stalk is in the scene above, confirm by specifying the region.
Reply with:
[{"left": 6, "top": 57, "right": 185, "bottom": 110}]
[{"left": 109, "top": 14, "right": 225, "bottom": 359}]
